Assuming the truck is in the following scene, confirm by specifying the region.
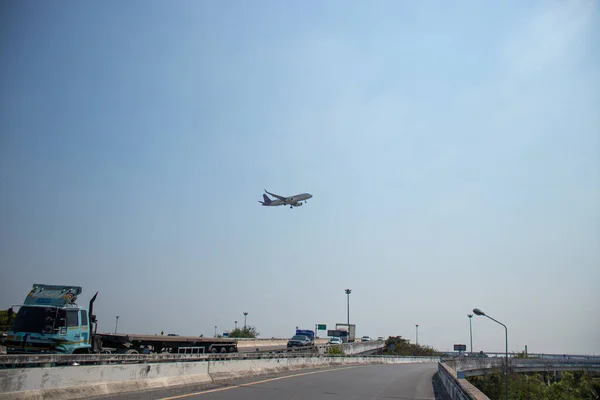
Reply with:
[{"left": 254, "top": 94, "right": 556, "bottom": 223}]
[
  {"left": 335, "top": 323, "right": 356, "bottom": 343},
  {"left": 295, "top": 329, "right": 315, "bottom": 342},
  {"left": 1, "top": 284, "right": 238, "bottom": 355}
]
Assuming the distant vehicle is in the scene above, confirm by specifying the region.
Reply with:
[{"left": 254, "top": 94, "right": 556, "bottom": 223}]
[
  {"left": 295, "top": 329, "right": 315, "bottom": 342},
  {"left": 361, "top": 336, "right": 371, "bottom": 342},
  {"left": 287, "top": 335, "right": 312, "bottom": 348},
  {"left": 377, "top": 337, "right": 385, "bottom": 341},
  {"left": 259, "top": 190, "right": 313, "bottom": 209},
  {"left": 328, "top": 337, "right": 343, "bottom": 345},
  {"left": 167, "top": 334, "right": 180, "bottom": 336},
  {"left": 335, "top": 323, "right": 356, "bottom": 343}
]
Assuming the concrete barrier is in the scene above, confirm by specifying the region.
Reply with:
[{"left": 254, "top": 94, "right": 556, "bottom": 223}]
[
  {"left": 0, "top": 355, "right": 439, "bottom": 400},
  {"left": 0, "top": 362, "right": 211, "bottom": 400}
]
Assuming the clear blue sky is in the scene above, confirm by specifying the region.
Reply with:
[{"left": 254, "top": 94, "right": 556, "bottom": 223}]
[{"left": 1, "top": 0, "right": 599, "bottom": 354}]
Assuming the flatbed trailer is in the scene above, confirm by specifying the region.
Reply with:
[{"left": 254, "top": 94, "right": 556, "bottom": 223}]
[
  {"left": 96, "top": 333, "right": 237, "bottom": 354},
  {"left": 1, "top": 284, "right": 238, "bottom": 355}
]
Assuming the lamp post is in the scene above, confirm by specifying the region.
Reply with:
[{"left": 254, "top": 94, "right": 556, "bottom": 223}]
[
  {"left": 473, "top": 308, "right": 508, "bottom": 400},
  {"left": 243, "top": 312, "right": 248, "bottom": 329},
  {"left": 345, "top": 289, "right": 351, "bottom": 325},
  {"left": 235, "top": 321, "right": 238, "bottom": 330},
  {"left": 467, "top": 314, "right": 473, "bottom": 353},
  {"left": 114, "top": 316, "right": 120, "bottom": 334},
  {"left": 415, "top": 324, "right": 419, "bottom": 346},
  {"left": 214, "top": 325, "right": 217, "bottom": 338}
]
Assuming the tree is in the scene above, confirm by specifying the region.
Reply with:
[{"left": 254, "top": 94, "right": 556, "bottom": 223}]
[
  {"left": 228, "top": 326, "right": 259, "bottom": 338},
  {"left": 382, "top": 336, "right": 440, "bottom": 356},
  {"left": 0, "top": 308, "right": 15, "bottom": 332}
]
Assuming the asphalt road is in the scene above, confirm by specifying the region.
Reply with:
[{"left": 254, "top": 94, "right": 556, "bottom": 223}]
[{"left": 95, "top": 363, "right": 438, "bottom": 400}]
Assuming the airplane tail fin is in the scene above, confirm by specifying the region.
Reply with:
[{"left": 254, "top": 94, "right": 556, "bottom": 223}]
[{"left": 260, "top": 194, "right": 272, "bottom": 205}]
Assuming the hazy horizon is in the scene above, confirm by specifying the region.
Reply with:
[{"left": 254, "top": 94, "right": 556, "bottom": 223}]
[{"left": 1, "top": 0, "right": 599, "bottom": 355}]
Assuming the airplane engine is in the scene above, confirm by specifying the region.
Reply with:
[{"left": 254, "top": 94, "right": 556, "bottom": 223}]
[{"left": 293, "top": 202, "right": 303, "bottom": 207}]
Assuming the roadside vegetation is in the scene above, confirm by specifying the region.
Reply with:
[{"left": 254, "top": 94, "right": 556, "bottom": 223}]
[
  {"left": 0, "top": 309, "right": 15, "bottom": 332},
  {"left": 381, "top": 336, "right": 440, "bottom": 356},
  {"left": 228, "top": 326, "right": 259, "bottom": 338},
  {"left": 327, "top": 345, "right": 344, "bottom": 355},
  {"left": 468, "top": 370, "right": 600, "bottom": 400}
]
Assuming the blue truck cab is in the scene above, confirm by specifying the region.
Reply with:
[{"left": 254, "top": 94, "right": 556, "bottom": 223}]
[{"left": 5, "top": 284, "right": 95, "bottom": 354}]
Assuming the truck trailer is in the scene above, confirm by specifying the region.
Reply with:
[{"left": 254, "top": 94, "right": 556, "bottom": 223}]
[
  {"left": 335, "top": 323, "right": 356, "bottom": 343},
  {"left": 1, "top": 284, "right": 238, "bottom": 355}
]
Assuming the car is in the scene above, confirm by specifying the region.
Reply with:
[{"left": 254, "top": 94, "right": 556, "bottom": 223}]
[
  {"left": 328, "top": 337, "right": 343, "bottom": 345},
  {"left": 361, "top": 336, "right": 371, "bottom": 342},
  {"left": 287, "top": 335, "right": 312, "bottom": 348},
  {"left": 377, "top": 337, "right": 385, "bottom": 341}
]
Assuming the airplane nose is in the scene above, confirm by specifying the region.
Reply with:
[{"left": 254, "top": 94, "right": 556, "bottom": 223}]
[{"left": 308, "top": 194, "right": 313, "bottom": 198}]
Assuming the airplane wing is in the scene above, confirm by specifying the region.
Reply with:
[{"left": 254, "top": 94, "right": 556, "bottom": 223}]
[{"left": 264, "top": 190, "right": 288, "bottom": 201}]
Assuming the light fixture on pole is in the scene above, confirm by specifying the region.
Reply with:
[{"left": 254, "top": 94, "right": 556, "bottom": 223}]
[
  {"left": 114, "top": 316, "right": 120, "bottom": 334},
  {"left": 345, "top": 289, "right": 352, "bottom": 324},
  {"left": 467, "top": 314, "right": 473, "bottom": 353},
  {"left": 214, "top": 325, "right": 217, "bottom": 338},
  {"left": 235, "top": 321, "right": 238, "bottom": 330},
  {"left": 474, "top": 308, "right": 508, "bottom": 400},
  {"left": 243, "top": 312, "right": 248, "bottom": 329}
]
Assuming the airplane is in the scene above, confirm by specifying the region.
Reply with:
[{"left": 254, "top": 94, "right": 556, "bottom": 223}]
[{"left": 259, "top": 190, "right": 313, "bottom": 209}]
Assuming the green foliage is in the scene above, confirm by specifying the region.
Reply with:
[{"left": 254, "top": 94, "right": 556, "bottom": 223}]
[
  {"left": 0, "top": 309, "right": 15, "bottom": 332},
  {"left": 381, "top": 336, "right": 440, "bottom": 356},
  {"left": 327, "top": 345, "right": 344, "bottom": 355},
  {"left": 228, "top": 326, "right": 259, "bottom": 338},
  {"left": 468, "top": 370, "right": 600, "bottom": 400}
]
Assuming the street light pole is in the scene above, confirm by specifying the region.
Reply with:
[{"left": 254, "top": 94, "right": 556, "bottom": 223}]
[
  {"left": 415, "top": 324, "right": 419, "bottom": 346},
  {"left": 214, "top": 325, "right": 217, "bottom": 338},
  {"left": 345, "top": 289, "right": 351, "bottom": 325},
  {"left": 474, "top": 308, "right": 508, "bottom": 400},
  {"left": 467, "top": 314, "right": 473, "bottom": 353},
  {"left": 243, "top": 312, "right": 248, "bottom": 329},
  {"left": 235, "top": 321, "right": 238, "bottom": 330},
  {"left": 114, "top": 316, "right": 119, "bottom": 334}
]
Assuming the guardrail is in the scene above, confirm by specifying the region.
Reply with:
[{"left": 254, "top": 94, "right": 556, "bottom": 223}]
[{"left": 0, "top": 341, "right": 386, "bottom": 368}]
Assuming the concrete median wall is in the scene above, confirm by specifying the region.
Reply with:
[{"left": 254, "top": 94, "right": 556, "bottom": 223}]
[
  {"left": 236, "top": 338, "right": 328, "bottom": 348},
  {"left": 0, "top": 356, "right": 439, "bottom": 400}
]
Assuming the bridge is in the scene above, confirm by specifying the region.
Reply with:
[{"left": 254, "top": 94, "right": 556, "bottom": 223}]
[
  {"left": 1, "top": 343, "right": 599, "bottom": 400},
  {"left": 436, "top": 355, "right": 600, "bottom": 399}
]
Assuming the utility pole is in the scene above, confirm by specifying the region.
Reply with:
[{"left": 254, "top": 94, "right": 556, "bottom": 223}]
[
  {"left": 235, "top": 321, "right": 238, "bottom": 330},
  {"left": 243, "top": 312, "right": 248, "bottom": 329},
  {"left": 468, "top": 314, "right": 473, "bottom": 353},
  {"left": 415, "top": 324, "right": 419, "bottom": 346},
  {"left": 345, "top": 289, "right": 352, "bottom": 325},
  {"left": 114, "top": 316, "right": 120, "bottom": 334}
]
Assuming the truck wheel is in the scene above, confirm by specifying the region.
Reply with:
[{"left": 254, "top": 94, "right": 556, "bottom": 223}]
[
  {"left": 229, "top": 347, "right": 237, "bottom": 353},
  {"left": 210, "top": 348, "right": 218, "bottom": 353},
  {"left": 125, "top": 349, "right": 139, "bottom": 354},
  {"left": 220, "top": 347, "right": 227, "bottom": 353}
]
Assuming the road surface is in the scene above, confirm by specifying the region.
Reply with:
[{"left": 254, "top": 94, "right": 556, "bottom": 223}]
[{"left": 95, "top": 363, "right": 438, "bottom": 400}]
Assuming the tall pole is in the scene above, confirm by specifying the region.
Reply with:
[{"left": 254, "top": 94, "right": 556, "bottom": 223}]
[
  {"left": 474, "top": 309, "right": 508, "bottom": 400},
  {"left": 345, "top": 289, "right": 351, "bottom": 325},
  {"left": 235, "top": 321, "right": 238, "bottom": 330},
  {"left": 243, "top": 312, "right": 248, "bottom": 329},
  {"left": 114, "top": 316, "right": 119, "bottom": 334},
  {"left": 415, "top": 324, "right": 419, "bottom": 346},
  {"left": 214, "top": 325, "right": 217, "bottom": 338},
  {"left": 468, "top": 314, "right": 473, "bottom": 353}
]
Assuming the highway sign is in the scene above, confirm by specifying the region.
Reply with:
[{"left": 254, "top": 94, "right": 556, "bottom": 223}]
[{"left": 317, "top": 324, "right": 326, "bottom": 330}]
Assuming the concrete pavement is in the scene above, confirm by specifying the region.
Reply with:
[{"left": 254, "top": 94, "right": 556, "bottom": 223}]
[{"left": 91, "top": 363, "right": 437, "bottom": 400}]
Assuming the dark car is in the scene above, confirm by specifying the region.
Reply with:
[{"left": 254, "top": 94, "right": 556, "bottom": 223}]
[{"left": 287, "top": 335, "right": 312, "bottom": 348}]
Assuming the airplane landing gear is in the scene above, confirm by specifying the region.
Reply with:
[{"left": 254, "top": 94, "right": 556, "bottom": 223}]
[{"left": 290, "top": 205, "right": 293, "bottom": 209}]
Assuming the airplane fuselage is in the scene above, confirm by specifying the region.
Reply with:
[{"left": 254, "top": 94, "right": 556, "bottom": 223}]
[{"left": 260, "top": 191, "right": 313, "bottom": 208}]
